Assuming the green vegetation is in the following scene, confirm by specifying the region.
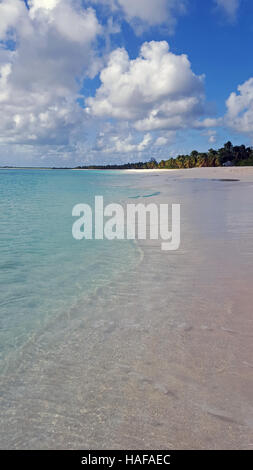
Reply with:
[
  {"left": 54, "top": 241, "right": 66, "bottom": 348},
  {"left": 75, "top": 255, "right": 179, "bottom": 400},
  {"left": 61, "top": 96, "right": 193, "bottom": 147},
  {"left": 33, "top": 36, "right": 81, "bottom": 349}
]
[
  {"left": 3, "top": 142, "right": 252, "bottom": 170},
  {"left": 75, "top": 142, "right": 253, "bottom": 170}
]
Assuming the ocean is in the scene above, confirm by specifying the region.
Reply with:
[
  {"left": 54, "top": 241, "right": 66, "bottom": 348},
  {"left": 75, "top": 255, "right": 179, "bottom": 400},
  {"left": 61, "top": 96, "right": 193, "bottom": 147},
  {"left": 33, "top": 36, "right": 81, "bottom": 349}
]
[{"left": 0, "top": 169, "right": 141, "bottom": 372}]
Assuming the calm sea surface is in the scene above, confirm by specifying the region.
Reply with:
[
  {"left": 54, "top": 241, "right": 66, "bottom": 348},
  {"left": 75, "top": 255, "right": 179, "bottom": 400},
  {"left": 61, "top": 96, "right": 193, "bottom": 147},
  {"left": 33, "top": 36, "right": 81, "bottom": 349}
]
[{"left": 0, "top": 169, "right": 141, "bottom": 371}]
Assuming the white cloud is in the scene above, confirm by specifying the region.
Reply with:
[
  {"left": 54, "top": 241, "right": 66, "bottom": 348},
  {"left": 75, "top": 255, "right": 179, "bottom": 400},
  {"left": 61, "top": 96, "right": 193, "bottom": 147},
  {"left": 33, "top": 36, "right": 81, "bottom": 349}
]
[
  {"left": 193, "top": 117, "right": 223, "bottom": 130},
  {"left": 154, "top": 132, "right": 175, "bottom": 146},
  {"left": 29, "top": 0, "right": 60, "bottom": 13},
  {"left": 215, "top": 0, "right": 240, "bottom": 21},
  {"left": 94, "top": 131, "right": 152, "bottom": 153},
  {"left": 89, "top": 0, "right": 186, "bottom": 32},
  {"left": 117, "top": 0, "right": 185, "bottom": 29},
  {"left": 202, "top": 129, "right": 217, "bottom": 144},
  {"left": 0, "top": 1, "right": 224, "bottom": 165},
  {"left": 155, "top": 136, "right": 169, "bottom": 147},
  {"left": 86, "top": 41, "right": 205, "bottom": 132},
  {"left": 0, "top": 0, "right": 102, "bottom": 147},
  {"left": 118, "top": 0, "right": 168, "bottom": 24},
  {"left": 209, "top": 135, "right": 217, "bottom": 144},
  {"left": 28, "top": 1, "right": 102, "bottom": 43},
  {"left": 226, "top": 77, "right": 253, "bottom": 135},
  {"left": 0, "top": 0, "right": 30, "bottom": 39}
]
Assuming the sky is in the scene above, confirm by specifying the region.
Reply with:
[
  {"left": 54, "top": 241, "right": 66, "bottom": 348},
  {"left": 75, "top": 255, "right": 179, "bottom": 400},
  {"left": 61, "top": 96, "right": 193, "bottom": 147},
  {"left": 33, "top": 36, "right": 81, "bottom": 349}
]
[{"left": 0, "top": 0, "right": 253, "bottom": 166}]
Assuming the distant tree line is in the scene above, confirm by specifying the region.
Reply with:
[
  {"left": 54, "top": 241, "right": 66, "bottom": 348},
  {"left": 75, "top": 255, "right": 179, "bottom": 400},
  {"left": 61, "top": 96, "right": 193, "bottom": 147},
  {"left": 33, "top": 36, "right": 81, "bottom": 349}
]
[{"left": 75, "top": 142, "right": 253, "bottom": 170}]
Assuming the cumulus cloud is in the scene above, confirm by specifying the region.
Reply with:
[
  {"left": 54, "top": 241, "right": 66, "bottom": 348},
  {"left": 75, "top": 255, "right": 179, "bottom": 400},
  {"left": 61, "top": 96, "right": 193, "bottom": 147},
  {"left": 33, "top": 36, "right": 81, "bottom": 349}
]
[
  {"left": 154, "top": 132, "right": 175, "bottom": 147},
  {"left": 0, "top": 0, "right": 102, "bottom": 146},
  {"left": 0, "top": 0, "right": 30, "bottom": 39},
  {"left": 86, "top": 41, "right": 205, "bottom": 132},
  {"left": 155, "top": 136, "right": 170, "bottom": 147},
  {"left": 94, "top": 131, "right": 152, "bottom": 154},
  {"left": 201, "top": 129, "right": 217, "bottom": 144},
  {"left": 215, "top": 0, "right": 240, "bottom": 21},
  {"left": 28, "top": 0, "right": 102, "bottom": 43},
  {"left": 89, "top": 0, "right": 186, "bottom": 32},
  {"left": 225, "top": 77, "right": 253, "bottom": 135},
  {"left": 0, "top": 1, "right": 223, "bottom": 164}
]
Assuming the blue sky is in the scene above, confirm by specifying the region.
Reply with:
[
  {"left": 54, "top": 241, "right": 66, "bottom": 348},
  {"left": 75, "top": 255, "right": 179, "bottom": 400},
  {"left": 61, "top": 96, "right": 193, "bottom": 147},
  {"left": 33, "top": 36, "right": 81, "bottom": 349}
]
[{"left": 0, "top": 0, "right": 253, "bottom": 166}]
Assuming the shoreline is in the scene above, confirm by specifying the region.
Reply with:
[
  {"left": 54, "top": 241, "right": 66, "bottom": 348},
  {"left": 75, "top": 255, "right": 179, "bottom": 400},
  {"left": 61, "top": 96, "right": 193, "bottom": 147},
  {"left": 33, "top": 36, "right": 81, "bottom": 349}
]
[{"left": 2, "top": 166, "right": 253, "bottom": 174}]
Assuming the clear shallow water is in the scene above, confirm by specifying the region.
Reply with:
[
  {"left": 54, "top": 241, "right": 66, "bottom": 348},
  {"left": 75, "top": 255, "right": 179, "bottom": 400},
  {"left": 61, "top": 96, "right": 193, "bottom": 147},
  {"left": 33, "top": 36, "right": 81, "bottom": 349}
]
[
  {"left": 1, "top": 169, "right": 253, "bottom": 449},
  {"left": 0, "top": 169, "right": 140, "bottom": 370}
]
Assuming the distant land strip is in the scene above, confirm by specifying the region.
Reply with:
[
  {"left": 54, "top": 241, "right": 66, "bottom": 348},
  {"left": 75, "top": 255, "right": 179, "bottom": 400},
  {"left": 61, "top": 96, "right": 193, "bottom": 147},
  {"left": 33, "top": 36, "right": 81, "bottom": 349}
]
[{"left": 1, "top": 142, "right": 253, "bottom": 170}]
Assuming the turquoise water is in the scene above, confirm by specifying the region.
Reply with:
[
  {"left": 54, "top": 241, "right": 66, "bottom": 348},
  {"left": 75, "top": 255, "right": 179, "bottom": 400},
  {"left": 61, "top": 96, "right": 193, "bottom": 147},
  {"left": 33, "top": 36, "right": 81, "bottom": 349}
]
[{"left": 0, "top": 169, "right": 140, "bottom": 370}]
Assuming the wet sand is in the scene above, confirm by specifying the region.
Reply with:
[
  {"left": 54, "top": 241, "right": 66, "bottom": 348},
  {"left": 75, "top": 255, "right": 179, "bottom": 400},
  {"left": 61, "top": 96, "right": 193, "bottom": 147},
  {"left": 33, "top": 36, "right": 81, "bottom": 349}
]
[{"left": 1, "top": 167, "right": 253, "bottom": 449}]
